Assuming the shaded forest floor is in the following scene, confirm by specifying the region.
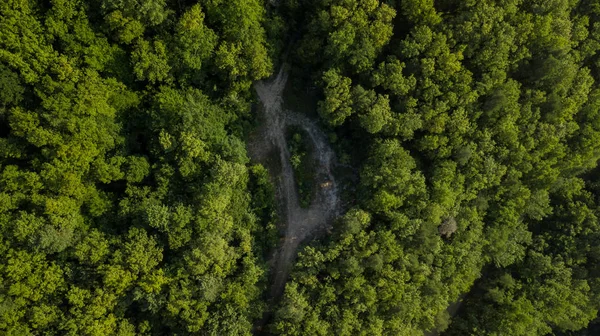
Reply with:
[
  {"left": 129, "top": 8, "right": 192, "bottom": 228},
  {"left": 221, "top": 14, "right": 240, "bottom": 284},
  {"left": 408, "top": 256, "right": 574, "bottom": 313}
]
[{"left": 247, "top": 65, "right": 343, "bottom": 330}]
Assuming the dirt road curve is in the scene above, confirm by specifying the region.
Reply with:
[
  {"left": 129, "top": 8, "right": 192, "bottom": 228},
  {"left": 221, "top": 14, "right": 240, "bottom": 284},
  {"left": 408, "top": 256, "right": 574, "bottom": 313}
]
[{"left": 253, "top": 65, "right": 340, "bottom": 299}]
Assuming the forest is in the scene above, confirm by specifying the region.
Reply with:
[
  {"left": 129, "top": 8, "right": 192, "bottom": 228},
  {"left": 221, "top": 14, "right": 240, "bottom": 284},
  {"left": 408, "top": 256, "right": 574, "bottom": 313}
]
[{"left": 2, "top": 0, "right": 600, "bottom": 335}]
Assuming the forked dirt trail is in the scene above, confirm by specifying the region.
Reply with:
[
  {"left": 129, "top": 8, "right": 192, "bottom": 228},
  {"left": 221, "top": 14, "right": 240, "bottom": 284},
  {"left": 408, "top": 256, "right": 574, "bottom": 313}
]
[{"left": 253, "top": 65, "right": 340, "bottom": 299}]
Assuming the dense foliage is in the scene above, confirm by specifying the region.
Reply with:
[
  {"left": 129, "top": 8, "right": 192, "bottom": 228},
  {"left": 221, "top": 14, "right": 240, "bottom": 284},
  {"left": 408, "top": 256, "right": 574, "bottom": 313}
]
[
  {"left": 3, "top": 0, "right": 600, "bottom": 335},
  {"left": 0, "top": 0, "right": 277, "bottom": 334},
  {"left": 272, "top": 0, "right": 600, "bottom": 335}
]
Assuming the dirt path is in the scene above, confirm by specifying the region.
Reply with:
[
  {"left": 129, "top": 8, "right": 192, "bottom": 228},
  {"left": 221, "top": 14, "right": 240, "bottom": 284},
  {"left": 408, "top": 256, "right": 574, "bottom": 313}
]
[{"left": 253, "top": 65, "right": 340, "bottom": 299}]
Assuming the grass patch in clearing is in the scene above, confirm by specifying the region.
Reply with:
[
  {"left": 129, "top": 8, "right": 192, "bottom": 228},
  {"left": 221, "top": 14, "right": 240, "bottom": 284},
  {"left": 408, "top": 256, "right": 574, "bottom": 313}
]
[{"left": 286, "top": 126, "right": 316, "bottom": 208}]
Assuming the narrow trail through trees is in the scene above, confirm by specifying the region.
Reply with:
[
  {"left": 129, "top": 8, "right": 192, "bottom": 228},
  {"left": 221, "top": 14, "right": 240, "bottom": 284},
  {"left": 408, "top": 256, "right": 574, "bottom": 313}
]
[{"left": 253, "top": 65, "right": 341, "bottom": 299}]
